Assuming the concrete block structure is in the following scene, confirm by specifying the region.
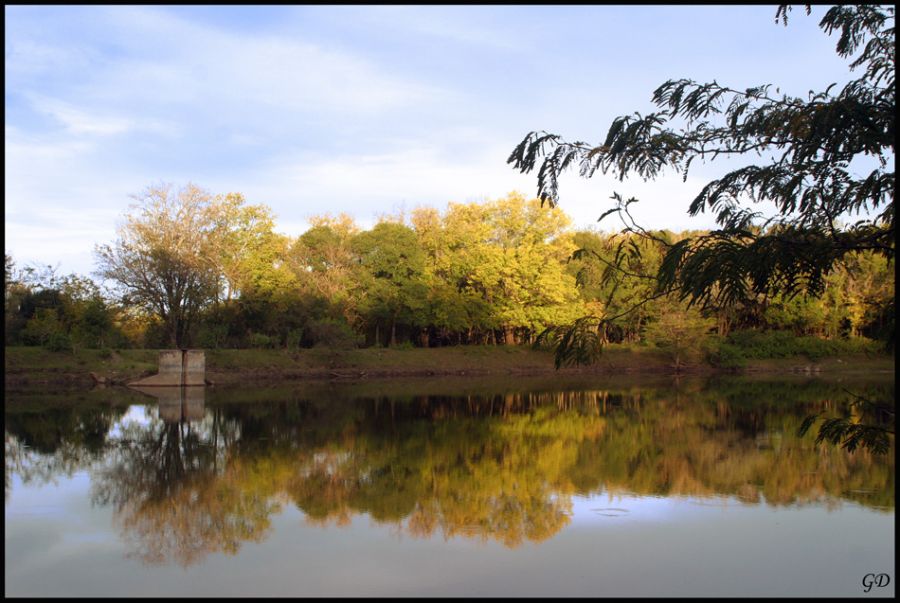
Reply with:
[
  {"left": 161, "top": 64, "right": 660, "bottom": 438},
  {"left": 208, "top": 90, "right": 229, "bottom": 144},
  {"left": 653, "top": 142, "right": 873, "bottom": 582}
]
[{"left": 128, "top": 349, "right": 206, "bottom": 387}]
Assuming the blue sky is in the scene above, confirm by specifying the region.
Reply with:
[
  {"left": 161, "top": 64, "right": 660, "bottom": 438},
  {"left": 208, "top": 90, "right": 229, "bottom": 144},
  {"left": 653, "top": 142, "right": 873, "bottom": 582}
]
[{"left": 6, "top": 5, "right": 854, "bottom": 278}]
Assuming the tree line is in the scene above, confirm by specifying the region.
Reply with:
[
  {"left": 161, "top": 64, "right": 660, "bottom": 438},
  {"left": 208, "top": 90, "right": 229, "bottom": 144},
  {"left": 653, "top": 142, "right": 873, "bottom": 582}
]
[{"left": 4, "top": 185, "right": 893, "bottom": 356}]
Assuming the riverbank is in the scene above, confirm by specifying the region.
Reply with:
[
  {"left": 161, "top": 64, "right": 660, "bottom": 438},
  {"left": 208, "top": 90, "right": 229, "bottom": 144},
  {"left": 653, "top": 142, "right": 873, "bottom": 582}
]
[{"left": 4, "top": 344, "right": 894, "bottom": 389}]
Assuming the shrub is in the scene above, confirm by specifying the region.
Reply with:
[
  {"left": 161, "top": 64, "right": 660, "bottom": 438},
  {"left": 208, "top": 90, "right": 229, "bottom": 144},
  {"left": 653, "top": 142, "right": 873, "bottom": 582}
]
[
  {"left": 196, "top": 323, "right": 229, "bottom": 349},
  {"left": 44, "top": 332, "right": 72, "bottom": 352},
  {"left": 708, "top": 343, "right": 747, "bottom": 368},
  {"left": 725, "top": 330, "right": 883, "bottom": 359},
  {"left": 286, "top": 329, "right": 303, "bottom": 349},
  {"left": 248, "top": 332, "right": 276, "bottom": 349},
  {"left": 306, "top": 318, "right": 358, "bottom": 349}
]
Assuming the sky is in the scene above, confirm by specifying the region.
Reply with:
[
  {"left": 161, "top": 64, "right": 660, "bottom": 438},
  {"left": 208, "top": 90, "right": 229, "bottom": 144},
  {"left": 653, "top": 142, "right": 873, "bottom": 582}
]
[{"left": 5, "top": 5, "right": 857, "bottom": 278}]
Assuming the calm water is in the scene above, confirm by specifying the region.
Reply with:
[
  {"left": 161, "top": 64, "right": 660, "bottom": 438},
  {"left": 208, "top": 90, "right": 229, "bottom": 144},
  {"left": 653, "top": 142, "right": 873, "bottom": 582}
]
[{"left": 5, "top": 374, "right": 895, "bottom": 597}]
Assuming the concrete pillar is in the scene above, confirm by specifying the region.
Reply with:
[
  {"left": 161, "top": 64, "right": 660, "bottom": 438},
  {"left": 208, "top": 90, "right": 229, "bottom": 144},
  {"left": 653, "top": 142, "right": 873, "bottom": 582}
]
[
  {"left": 128, "top": 349, "right": 206, "bottom": 387},
  {"left": 183, "top": 349, "right": 206, "bottom": 386},
  {"left": 158, "top": 350, "right": 183, "bottom": 378}
]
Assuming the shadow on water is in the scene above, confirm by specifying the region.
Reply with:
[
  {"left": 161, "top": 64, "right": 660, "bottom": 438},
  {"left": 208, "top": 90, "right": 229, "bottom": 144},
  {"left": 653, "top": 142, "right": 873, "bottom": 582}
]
[{"left": 5, "top": 373, "right": 894, "bottom": 567}]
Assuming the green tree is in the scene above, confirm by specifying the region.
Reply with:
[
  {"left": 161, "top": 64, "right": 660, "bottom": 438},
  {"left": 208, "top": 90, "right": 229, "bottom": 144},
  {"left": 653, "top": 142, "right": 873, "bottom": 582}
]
[
  {"left": 4, "top": 254, "right": 30, "bottom": 344},
  {"left": 7, "top": 263, "right": 68, "bottom": 346},
  {"left": 4, "top": 256, "right": 124, "bottom": 350},
  {"left": 565, "top": 229, "right": 670, "bottom": 344},
  {"left": 21, "top": 307, "right": 65, "bottom": 348},
  {"left": 351, "top": 221, "right": 429, "bottom": 346},
  {"left": 487, "top": 193, "right": 585, "bottom": 344},
  {"left": 205, "top": 193, "right": 296, "bottom": 303},
  {"left": 58, "top": 275, "right": 121, "bottom": 350},
  {"left": 416, "top": 202, "right": 502, "bottom": 343}
]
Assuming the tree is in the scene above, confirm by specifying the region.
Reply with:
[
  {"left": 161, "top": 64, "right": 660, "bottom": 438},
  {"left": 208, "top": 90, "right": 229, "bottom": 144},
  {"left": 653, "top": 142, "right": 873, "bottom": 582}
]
[
  {"left": 4, "top": 254, "right": 30, "bottom": 344},
  {"left": 4, "top": 256, "right": 123, "bottom": 350},
  {"left": 286, "top": 213, "right": 360, "bottom": 325},
  {"left": 565, "top": 229, "right": 670, "bottom": 344},
  {"left": 351, "top": 221, "right": 429, "bottom": 346},
  {"left": 205, "top": 193, "right": 295, "bottom": 302},
  {"left": 421, "top": 194, "right": 585, "bottom": 346},
  {"left": 643, "top": 302, "right": 715, "bottom": 372},
  {"left": 6, "top": 262, "right": 68, "bottom": 347},
  {"left": 485, "top": 193, "right": 585, "bottom": 344},
  {"left": 95, "top": 183, "right": 222, "bottom": 348},
  {"left": 509, "top": 5, "right": 893, "bottom": 317}
]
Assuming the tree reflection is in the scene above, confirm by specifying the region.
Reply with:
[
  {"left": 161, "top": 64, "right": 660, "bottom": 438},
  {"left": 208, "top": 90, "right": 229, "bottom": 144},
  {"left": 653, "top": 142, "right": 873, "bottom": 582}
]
[
  {"left": 5, "top": 378, "right": 894, "bottom": 566},
  {"left": 90, "top": 389, "right": 279, "bottom": 566},
  {"left": 5, "top": 403, "right": 125, "bottom": 501}
]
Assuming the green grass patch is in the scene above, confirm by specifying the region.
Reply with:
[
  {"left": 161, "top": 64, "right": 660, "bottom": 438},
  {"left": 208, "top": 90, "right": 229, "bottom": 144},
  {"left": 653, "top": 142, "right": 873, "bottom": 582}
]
[
  {"left": 710, "top": 330, "right": 885, "bottom": 367},
  {"left": 6, "top": 346, "right": 156, "bottom": 375}
]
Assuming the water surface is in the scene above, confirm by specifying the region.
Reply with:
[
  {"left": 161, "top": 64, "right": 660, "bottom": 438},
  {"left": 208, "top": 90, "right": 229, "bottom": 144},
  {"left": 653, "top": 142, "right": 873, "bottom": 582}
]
[{"left": 5, "top": 374, "right": 895, "bottom": 597}]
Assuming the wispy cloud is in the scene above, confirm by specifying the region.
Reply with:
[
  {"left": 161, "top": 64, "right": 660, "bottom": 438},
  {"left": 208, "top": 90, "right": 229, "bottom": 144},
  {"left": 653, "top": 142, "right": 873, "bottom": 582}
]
[
  {"left": 24, "top": 94, "right": 176, "bottom": 137},
  {"left": 350, "top": 6, "right": 524, "bottom": 51},
  {"left": 5, "top": 125, "right": 142, "bottom": 273},
  {"left": 81, "top": 6, "right": 447, "bottom": 116}
]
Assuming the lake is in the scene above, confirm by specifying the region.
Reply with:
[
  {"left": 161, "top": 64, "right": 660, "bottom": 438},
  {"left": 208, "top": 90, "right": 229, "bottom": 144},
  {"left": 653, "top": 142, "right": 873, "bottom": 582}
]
[{"left": 5, "top": 373, "right": 895, "bottom": 597}]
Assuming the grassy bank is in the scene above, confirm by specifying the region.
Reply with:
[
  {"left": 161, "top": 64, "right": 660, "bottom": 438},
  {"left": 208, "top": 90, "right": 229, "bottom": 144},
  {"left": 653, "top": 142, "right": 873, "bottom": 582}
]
[
  {"left": 3, "top": 345, "right": 667, "bottom": 387},
  {"left": 4, "top": 342, "right": 894, "bottom": 389}
]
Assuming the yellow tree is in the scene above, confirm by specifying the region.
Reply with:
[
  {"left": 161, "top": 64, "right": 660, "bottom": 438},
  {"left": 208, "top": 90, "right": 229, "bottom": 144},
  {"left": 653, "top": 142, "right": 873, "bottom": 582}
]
[
  {"left": 286, "top": 213, "right": 360, "bottom": 324},
  {"left": 95, "top": 183, "right": 221, "bottom": 348},
  {"left": 437, "top": 193, "right": 584, "bottom": 344},
  {"left": 206, "top": 193, "right": 296, "bottom": 302}
]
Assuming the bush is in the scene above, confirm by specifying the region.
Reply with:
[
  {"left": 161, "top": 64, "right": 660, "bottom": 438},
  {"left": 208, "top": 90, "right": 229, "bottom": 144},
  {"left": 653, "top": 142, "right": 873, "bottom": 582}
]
[
  {"left": 195, "top": 323, "right": 229, "bottom": 349},
  {"left": 44, "top": 332, "right": 71, "bottom": 352},
  {"left": 98, "top": 348, "right": 113, "bottom": 359},
  {"left": 724, "top": 330, "right": 883, "bottom": 359},
  {"left": 142, "top": 321, "right": 171, "bottom": 349},
  {"left": 305, "top": 318, "right": 358, "bottom": 349},
  {"left": 708, "top": 342, "right": 747, "bottom": 368},
  {"left": 286, "top": 329, "right": 304, "bottom": 349},
  {"left": 248, "top": 332, "right": 276, "bottom": 349}
]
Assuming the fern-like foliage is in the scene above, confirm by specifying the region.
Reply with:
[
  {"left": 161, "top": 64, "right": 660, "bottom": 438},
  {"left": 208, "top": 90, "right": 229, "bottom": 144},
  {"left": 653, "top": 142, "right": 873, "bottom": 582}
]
[
  {"left": 535, "top": 315, "right": 604, "bottom": 369},
  {"left": 508, "top": 5, "right": 894, "bottom": 313},
  {"left": 798, "top": 390, "right": 895, "bottom": 454}
]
